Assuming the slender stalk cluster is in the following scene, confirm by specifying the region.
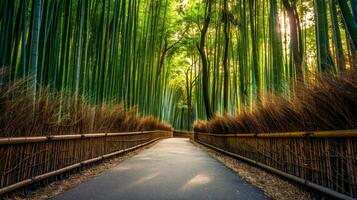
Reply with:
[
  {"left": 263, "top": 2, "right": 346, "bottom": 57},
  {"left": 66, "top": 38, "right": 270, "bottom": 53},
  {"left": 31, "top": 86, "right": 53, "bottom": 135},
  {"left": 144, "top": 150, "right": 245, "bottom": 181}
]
[{"left": 0, "top": 0, "right": 356, "bottom": 130}]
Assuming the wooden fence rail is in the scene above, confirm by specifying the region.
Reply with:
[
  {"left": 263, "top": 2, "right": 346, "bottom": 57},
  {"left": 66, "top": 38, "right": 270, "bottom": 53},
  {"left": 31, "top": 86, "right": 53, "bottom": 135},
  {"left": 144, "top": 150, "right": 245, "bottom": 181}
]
[
  {"left": 173, "top": 130, "right": 194, "bottom": 140},
  {"left": 195, "top": 130, "right": 357, "bottom": 200},
  {"left": 0, "top": 130, "right": 172, "bottom": 196}
]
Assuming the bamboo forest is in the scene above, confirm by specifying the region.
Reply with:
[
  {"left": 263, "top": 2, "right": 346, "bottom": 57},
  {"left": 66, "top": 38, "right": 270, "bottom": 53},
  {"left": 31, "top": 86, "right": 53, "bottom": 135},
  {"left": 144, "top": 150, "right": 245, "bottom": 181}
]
[
  {"left": 1, "top": 0, "right": 357, "bottom": 130},
  {"left": 1, "top": 0, "right": 357, "bottom": 199}
]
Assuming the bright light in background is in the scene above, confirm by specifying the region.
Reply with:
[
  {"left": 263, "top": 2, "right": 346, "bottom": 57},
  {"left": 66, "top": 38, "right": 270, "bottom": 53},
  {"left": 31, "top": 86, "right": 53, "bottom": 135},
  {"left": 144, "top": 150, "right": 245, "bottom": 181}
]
[
  {"left": 181, "top": 0, "right": 189, "bottom": 9},
  {"left": 185, "top": 57, "right": 192, "bottom": 65},
  {"left": 301, "top": 2, "right": 315, "bottom": 28},
  {"left": 279, "top": 12, "right": 290, "bottom": 54},
  {"left": 279, "top": 12, "right": 290, "bottom": 37},
  {"left": 278, "top": 7, "right": 316, "bottom": 70},
  {"left": 300, "top": 3, "right": 317, "bottom": 70}
]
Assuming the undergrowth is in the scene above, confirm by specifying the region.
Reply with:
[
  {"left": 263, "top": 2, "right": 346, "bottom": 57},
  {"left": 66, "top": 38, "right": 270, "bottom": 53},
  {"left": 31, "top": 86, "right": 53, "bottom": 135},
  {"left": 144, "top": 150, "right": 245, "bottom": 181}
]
[
  {"left": 0, "top": 79, "right": 172, "bottom": 137},
  {"left": 194, "top": 71, "right": 357, "bottom": 134}
]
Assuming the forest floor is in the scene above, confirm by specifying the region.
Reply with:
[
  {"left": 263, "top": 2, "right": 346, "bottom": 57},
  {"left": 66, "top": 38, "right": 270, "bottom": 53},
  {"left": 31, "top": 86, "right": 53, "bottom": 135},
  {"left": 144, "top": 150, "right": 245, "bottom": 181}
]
[{"left": 192, "top": 141, "right": 312, "bottom": 200}]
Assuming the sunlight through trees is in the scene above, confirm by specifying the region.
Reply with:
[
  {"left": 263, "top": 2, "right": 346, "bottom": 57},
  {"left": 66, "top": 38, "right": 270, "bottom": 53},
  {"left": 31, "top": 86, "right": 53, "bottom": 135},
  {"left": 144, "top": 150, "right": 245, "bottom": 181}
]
[{"left": 0, "top": 0, "right": 356, "bottom": 130}]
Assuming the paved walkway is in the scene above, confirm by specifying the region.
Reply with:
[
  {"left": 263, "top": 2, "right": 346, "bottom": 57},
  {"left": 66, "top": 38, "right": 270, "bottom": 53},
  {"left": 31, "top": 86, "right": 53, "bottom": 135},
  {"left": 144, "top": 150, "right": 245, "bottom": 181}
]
[{"left": 52, "top": 138, "right": 270, "bottom": 200}]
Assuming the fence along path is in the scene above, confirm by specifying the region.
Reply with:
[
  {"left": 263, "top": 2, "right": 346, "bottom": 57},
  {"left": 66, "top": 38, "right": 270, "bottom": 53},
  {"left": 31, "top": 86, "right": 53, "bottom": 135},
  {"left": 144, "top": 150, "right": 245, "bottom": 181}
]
[
  {"left": 194, "top": 129, "right": 357, "bottom": 200},
  {"left": 0, "top": 130, "right": 172, "bottom": 196},
  {"left": 51, "top": 138, "right": 269, "bottom": 200},
  {"left": 1, "top": 129, "right": 357, "bottom": 199}
]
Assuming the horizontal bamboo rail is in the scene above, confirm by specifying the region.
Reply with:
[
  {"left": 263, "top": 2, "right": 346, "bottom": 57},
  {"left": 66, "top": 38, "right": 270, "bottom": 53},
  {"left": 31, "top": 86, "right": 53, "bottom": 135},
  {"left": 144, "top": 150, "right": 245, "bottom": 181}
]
[
  {"left": 196, "top": 141, "right": 355, "bottom": 200},
  {"left": 0, "top": 130, "right": 166, "bottom": 145},
  {"left": 194, "top": 129, "right": 357, "bottom": 199},
  {"left": 195, "top": 129, "right": 357, "bottom": 138},
  {"left": 173, "top": 130, "right": 194, "bottom": 140},
  {"left": 0, "top": 130, "right": 172, "bottom": 196}
]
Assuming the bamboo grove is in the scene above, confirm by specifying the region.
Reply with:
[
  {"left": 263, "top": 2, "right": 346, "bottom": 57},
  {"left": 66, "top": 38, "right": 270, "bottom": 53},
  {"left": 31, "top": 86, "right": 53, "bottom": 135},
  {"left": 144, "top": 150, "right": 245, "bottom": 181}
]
[
  {"left": 1, "top": 0, "right": 357, "bottom": 130},
  {"left": 0, "top": 0, "right": 178, "bottom": 123}
]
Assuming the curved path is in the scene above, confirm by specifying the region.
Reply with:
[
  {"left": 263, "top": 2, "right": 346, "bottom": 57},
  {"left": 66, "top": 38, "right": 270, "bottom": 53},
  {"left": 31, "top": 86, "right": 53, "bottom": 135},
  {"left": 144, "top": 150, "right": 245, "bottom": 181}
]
[{"left": 52, "top": 138, "right": 270, "bottom": 200}]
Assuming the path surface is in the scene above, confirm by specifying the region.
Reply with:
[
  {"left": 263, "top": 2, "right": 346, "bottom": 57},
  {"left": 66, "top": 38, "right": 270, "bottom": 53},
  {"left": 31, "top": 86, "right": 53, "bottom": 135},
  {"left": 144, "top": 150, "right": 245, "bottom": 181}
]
[{"left": 52, "top": 138, "right": 270, "bottom": 200}]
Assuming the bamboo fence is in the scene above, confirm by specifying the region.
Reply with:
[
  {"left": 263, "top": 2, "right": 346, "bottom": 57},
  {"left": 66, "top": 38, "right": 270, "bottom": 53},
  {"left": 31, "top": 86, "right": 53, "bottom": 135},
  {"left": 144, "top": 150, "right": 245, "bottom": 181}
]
[
  {"left": 173, "top": 130, "right": 194, "bottom": 140},
  {"left": 0, "top": 130, "right": 172, "bottom": 196},
  {"left": 195, "top": 130, "right": 357, "bottom": 200}
]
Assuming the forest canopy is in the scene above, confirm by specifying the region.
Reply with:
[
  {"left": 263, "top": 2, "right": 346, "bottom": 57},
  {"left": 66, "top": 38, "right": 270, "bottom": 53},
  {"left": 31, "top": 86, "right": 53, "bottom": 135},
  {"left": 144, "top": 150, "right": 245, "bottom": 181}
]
[{"left": 0, "top": 0, "right": 356, "bottom": 130}]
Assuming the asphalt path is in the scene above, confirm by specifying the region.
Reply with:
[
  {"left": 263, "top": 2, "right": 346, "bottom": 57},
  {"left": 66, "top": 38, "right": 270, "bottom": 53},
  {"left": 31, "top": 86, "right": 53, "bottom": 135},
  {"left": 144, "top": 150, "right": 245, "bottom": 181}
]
[{"left": 52, "top": 138, "right": 270, "bottom": 200}]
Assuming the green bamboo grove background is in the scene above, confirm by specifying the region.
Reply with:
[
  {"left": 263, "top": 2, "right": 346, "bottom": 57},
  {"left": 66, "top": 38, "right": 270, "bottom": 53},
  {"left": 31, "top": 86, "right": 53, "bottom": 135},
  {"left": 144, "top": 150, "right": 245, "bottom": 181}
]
[{"left": 1, "top": 0, "right": 356, "bottom": 130}]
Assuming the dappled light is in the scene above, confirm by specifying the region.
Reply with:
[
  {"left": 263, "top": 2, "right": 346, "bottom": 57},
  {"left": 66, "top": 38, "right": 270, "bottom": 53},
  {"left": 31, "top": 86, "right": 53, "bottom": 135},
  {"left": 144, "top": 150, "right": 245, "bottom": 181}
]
[
  {"left": 181, "top": 174, "right": 211, "bottom": 191},
  {"left": 131, "top": 172, "right": 161, "bottom": 186}
]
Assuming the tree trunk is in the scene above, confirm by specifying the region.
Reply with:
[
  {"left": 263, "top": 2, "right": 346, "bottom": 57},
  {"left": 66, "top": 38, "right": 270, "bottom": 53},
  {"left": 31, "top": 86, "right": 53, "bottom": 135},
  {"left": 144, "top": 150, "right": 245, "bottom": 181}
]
[
  {"left": 249, "top": 0, "right": 260, "bottom": 100},
  {"left": 222, "top": 0, "right": 229, "bottom": 113},
  {"left": 29, "top": 0, "right": 42, "bottom": 98},
  {"left": 185, "top": 69, "right": 192, "bottom": 130},
  {"left": 197, "top": 0, "right": 213, "bottom": 119},
  {"left": 22, "top": 0, "right": 27, "bottom": 78},
  {"left": 315, "top": 0, "right": 335, "bottom": 72},
  {"left": 330, "top": 0, "right": 346, "bottom": 73},
  {"left": 337, "top": 0, "right": 357, "bottom": 49},
  {"left": 350, "top": 0, "right": 357, "bottom": 23},
  {"left": 282, "top": 0, "right": 303, "bottom": 80},
  {"left": 75, "top": 0, "right": 85, "bottom": 95}
]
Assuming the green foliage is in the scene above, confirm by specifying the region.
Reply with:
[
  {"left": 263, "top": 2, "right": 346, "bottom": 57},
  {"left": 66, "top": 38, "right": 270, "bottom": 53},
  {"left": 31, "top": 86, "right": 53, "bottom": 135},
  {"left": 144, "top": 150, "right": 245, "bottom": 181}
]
[{"left": 1, "top": 0, "right": 356, "bottom": 130}]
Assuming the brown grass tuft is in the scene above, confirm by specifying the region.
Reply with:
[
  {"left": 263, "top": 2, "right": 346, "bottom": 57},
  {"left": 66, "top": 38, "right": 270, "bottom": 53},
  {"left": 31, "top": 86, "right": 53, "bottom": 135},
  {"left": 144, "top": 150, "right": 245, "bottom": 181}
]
[
  {"left": 0, "top": 80, "right": 172, "bottom": 137},
  {"left": 194, "top": 72, "right": 357, "bottom": 134}
]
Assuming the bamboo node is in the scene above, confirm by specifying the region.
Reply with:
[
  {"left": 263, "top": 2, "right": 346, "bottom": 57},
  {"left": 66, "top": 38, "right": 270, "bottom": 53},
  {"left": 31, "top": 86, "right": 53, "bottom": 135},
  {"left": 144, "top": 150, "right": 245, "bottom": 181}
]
[
  {"left": 304, "top": 131, "right": 313, "bottom": 137},
  {"left": 31, "top": 177, "right": 36, "bottom": 183},
  {"left": 46, "top": 136, "right": 53, "bottom": 141}
]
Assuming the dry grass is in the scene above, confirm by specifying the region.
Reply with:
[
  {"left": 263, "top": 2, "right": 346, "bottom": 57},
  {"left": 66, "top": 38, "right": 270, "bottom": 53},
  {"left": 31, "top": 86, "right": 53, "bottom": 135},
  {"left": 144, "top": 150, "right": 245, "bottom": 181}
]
[
  {"left": 0, "top": 79, "right": 172, "bottom": 137},
  {"left": 194, "top": 71, "right": 357, "bottom": 134}
]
